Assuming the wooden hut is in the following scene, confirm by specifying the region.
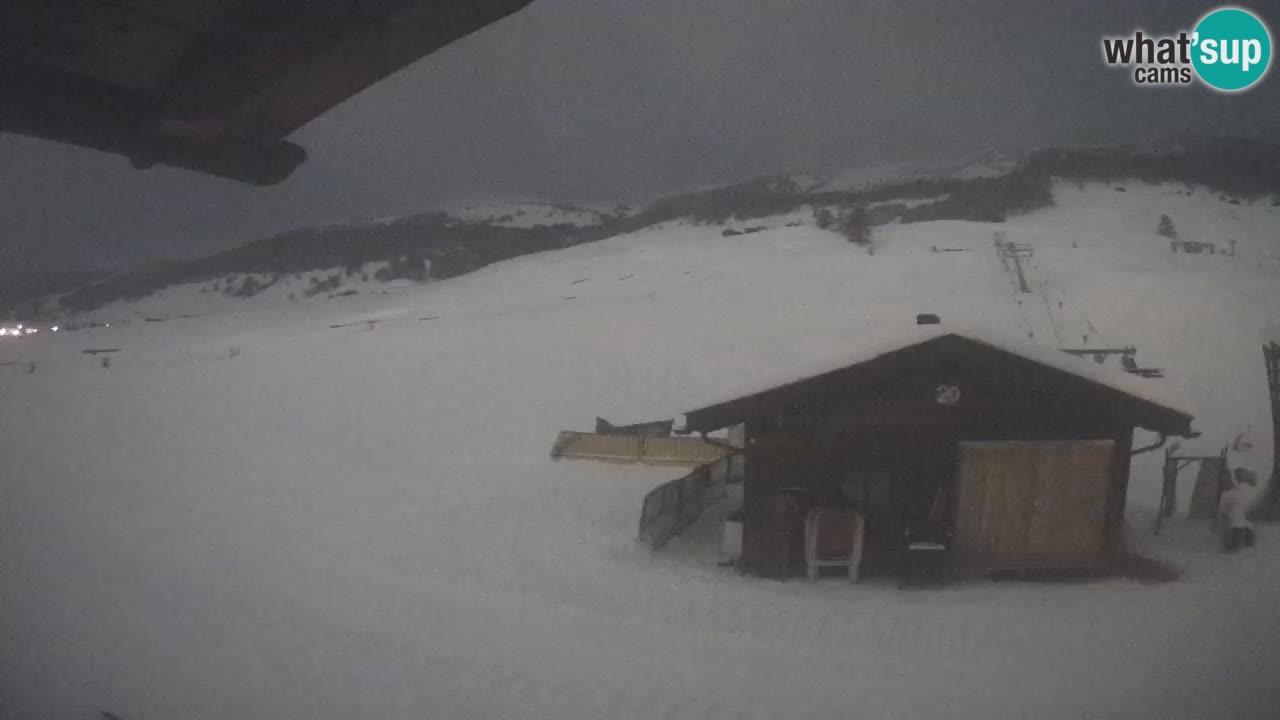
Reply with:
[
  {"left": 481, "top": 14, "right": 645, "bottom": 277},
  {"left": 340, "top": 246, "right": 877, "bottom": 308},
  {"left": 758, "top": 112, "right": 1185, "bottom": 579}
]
[{"left": 681, "top": 331, "right": 1194, "bottom": 579}]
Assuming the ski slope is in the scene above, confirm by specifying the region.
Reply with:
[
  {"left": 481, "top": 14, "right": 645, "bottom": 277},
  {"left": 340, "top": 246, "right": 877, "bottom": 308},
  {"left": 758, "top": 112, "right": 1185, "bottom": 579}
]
[{"left": 2, "top": 181, "right": 1279, "bottom": 719}]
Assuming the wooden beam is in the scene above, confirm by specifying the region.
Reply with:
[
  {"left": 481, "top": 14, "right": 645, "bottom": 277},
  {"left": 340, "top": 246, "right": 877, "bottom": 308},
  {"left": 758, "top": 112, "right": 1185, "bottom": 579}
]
[
  {"left": 1107, "top": 427, "right": 1133, "bottom": 551},
  {"left": 1059, "top": 347, "right": 1137, "bottom": 356}
]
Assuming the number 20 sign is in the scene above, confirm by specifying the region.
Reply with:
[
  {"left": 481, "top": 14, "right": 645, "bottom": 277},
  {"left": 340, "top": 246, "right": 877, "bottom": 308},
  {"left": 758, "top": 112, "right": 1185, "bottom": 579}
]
[{"left": 935, "top": 384, "right": 961, "bottom": 406}]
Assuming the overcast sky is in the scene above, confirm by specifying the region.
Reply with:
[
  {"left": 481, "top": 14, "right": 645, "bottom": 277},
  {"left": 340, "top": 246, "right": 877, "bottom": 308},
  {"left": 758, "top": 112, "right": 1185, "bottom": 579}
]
[{"left": 3, "top": 0, "right": 1279, "bottom": 280}]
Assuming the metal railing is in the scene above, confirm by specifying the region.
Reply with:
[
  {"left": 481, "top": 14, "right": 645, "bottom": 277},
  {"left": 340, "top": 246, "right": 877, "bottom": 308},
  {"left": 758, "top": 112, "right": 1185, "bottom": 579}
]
[{"left": 638, "top": 454, "right": 742, "bottom": 549}]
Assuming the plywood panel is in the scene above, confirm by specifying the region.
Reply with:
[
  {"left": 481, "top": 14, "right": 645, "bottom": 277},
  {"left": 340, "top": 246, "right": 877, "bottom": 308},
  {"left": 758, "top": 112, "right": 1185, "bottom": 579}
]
[
  {"left": 1025, "top": 441, "right": 1113, "bottom": 567},
  {"left": 954, "top": 442, "right": 1036, "bottom": 568},
  {"left": 1188, "top": 457, "right": 1227, "bottom": 519},
  {"left": 956, "top": 440, "right": 1114, "bottom": 571}
]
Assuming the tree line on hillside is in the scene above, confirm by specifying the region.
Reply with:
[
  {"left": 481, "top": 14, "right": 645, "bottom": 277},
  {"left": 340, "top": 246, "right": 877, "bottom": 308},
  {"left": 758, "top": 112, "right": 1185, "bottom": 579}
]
[
  {"left": 55, "top": 218, "right": 608, "bottom": 312},
  {"left": 1027, "top": 137, "right": 1280, "bottom": 200}
]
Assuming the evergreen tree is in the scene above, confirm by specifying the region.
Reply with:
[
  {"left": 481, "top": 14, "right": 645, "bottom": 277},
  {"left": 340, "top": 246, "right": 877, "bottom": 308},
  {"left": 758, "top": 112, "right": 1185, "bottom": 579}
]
[{"left": 839, "top": 204, "right": 872, "bottom": 246}]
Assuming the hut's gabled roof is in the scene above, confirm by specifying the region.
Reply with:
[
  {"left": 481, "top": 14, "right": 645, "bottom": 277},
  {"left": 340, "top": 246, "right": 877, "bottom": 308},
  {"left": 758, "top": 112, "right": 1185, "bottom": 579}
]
[{"left": 682, "top": 328, "right": 1195, "bottom": 437}]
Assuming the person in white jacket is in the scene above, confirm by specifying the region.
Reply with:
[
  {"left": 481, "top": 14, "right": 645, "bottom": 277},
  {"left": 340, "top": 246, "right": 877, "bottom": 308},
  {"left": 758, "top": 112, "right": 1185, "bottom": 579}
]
[{"left": 1220, "top": 430, "right": 1261, "bottom": 552}]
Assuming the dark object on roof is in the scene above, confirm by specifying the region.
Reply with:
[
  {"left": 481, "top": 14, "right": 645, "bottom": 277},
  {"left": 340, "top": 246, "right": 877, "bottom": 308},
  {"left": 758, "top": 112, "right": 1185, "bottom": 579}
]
[
  {"left": 916, "top": 313, "right": 940, "bottom": 325},
  {"left": 1060, "top": 346, "right": 1137, "bottom": 358},
  {"left": 1119, "top": 353, "right": 1163, "bottom": 378},
  {"left": 1, "top": 0, "right": 534, "bottom": 185}
]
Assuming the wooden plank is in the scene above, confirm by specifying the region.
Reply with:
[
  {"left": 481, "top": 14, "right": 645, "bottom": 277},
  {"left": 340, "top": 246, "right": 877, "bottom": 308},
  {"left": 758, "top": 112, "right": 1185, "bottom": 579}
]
[
  {"left": 550, "top": 431, "right": 642, "bottom": 463},
  {"left": 639, "top": 436, "right": 727, "bottom": 465},
  {"left": 551, "top": 432, "right": 726, "bottom": 466},
  {"left": 1108, "top": 428, "right": 1133, "bottom": 551}
]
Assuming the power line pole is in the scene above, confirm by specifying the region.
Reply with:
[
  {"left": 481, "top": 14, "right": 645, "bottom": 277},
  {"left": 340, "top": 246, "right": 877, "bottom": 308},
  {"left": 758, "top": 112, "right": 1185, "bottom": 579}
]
[
  {"left": 1005, "top": 241, "right": 1033, "bottom": 294},
  {"left": 1263, "top": 342, "right": 1280, "bottom": 518}
]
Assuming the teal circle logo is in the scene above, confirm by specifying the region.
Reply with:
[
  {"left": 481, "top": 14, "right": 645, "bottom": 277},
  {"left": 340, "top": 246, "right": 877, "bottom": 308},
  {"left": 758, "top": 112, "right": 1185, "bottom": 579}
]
[{"left": 1192, "top": 7, "right": 1272, "bottom": 91}]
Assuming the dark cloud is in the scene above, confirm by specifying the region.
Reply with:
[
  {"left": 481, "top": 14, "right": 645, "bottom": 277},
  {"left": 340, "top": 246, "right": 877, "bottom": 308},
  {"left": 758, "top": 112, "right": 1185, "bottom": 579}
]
[{"left": 3, "top": 0, "right": 1279, "bottom": 278}]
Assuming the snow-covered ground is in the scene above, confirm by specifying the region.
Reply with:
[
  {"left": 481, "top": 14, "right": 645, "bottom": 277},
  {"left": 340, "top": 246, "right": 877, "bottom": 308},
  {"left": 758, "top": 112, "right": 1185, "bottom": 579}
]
[{"left": 3, "top": 181, "right": 1279, "bottom": 719}]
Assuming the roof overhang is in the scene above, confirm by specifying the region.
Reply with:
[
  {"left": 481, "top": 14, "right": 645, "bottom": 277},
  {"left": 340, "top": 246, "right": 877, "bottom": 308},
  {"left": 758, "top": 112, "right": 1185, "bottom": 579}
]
[{"left": 0, "top": 0, "right": 535, "bottom": 185}]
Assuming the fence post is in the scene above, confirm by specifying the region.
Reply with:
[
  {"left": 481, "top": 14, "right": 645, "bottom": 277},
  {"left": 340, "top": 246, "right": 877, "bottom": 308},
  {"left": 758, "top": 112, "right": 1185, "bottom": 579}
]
[{"left": 676, "top": 474, "right": 685, "bottom": 526}]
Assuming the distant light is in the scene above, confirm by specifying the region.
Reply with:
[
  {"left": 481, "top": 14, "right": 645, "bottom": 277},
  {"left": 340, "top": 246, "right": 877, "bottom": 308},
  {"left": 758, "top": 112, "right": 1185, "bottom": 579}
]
[
  {"left": 16, "top": 324, "right": 22, "bottom": 329},
  {"left": 51, "top": 326, "right": 59, "bottom": 332}
]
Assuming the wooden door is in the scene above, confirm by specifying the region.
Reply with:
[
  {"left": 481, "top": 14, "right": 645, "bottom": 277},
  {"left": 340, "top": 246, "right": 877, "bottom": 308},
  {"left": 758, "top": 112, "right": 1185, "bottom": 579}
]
[
  {"left": 954, "top": 442, "right": 1038, "bottom": 568},
  {"left": 954, "top": 440, "right": 1114, "bottom": 570},
  {"left": 1023, "top": 441, "right": 1113, "bottom": 568}
]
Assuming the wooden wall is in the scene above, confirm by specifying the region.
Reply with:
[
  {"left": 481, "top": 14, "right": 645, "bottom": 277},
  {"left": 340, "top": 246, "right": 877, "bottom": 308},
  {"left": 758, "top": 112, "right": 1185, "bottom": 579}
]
[
  {"left": 738, "top": 403, "right": 1139, "bottom": 576},
  {"left": 726, "top": 341, "right": 1171, "bottom": 577}
]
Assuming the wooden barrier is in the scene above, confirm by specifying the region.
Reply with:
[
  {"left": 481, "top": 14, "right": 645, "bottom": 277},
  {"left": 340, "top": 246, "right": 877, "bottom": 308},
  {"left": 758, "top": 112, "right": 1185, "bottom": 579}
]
[{"left": 551, "top": 431, "right": 729, "bottom": 466}]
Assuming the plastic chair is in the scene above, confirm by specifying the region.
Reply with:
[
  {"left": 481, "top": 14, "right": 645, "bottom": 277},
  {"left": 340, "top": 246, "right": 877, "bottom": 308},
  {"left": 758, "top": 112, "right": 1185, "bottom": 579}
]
[
  {"left": 804, "top": 507, "right": 865, "bottom": 582},
  {"left": 900, "top": 519, "right": 951, "bottom": 588}
]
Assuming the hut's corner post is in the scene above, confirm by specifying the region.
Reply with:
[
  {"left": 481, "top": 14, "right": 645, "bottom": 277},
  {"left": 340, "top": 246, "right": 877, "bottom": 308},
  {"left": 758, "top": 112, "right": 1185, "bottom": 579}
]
[
  {"left": 1108, "top": 427, "right": 1135, "bottom": 554},
  {"left": 738, "top": 417, "right": 762, "bottom": 575}
]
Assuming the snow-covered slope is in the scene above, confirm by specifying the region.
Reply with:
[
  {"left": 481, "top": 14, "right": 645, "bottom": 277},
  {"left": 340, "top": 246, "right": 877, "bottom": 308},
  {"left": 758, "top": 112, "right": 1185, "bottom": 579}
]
[
  {"left": 338, "top": 201, "right": 608, "bottom": 230},
  {"left": 795, "top": 148, "right": 1025, "bottom": 191},
  {"left": 2, "top": 180, "right": 1279, "bottom": 720},
  {"left": 943, "top": 148, "right": 1023, "bottom": 179},
  {"left": 446, "top": 201, "right": 607, "bottom": 228},
  {"left": 72, "top": 262, "right": 424, "bottom": 322},
  {"left": 795, "top": 160, "right": 945, "bottom": 192}
]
